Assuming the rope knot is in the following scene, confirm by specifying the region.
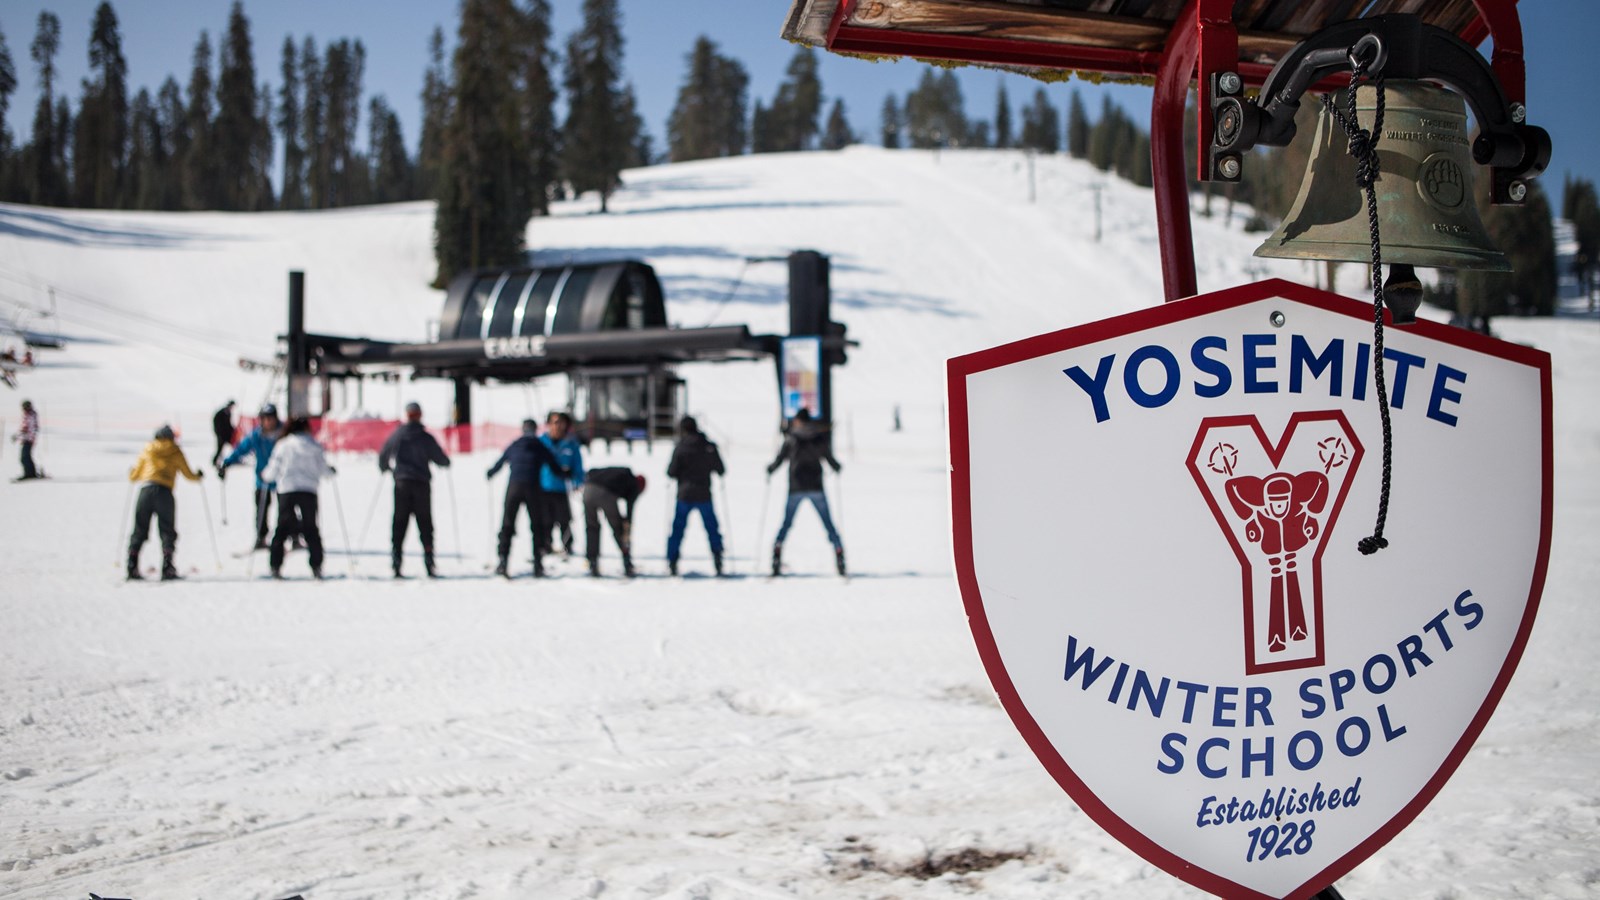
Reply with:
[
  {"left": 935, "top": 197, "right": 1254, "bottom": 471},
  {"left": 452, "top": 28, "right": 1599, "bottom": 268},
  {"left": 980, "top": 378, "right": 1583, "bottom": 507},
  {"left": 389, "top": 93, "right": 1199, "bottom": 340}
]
[{"left": 1357, "top": 535, "right": 1389, "bottom": 556}]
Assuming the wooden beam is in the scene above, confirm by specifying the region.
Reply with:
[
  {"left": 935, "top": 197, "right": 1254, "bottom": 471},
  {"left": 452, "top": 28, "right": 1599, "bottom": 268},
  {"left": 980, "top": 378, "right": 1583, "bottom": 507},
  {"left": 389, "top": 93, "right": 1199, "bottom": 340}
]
[{"left": 782, "top": 0, "right": 842, "bottom": 47}]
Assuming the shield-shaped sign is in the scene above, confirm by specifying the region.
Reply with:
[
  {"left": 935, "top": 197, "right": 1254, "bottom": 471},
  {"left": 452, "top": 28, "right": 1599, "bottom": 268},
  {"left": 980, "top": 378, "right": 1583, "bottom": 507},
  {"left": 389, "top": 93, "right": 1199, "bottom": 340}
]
[{"left": 948, "top": 279, "right": 1550, "bottom": 899}]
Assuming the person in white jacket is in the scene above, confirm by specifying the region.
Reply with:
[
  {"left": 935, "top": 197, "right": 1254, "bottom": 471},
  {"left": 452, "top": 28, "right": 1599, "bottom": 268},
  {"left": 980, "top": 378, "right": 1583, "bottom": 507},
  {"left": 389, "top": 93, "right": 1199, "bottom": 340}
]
[{"left": 261, "top": 417, "right": 333, "bottom": 579}]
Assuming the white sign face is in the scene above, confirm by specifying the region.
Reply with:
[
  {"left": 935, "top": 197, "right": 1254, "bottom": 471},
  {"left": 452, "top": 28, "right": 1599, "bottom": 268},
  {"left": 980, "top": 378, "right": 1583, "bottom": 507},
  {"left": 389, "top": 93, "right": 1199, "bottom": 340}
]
[
  {"left": 948, "top": 280, "right": 1550, "bottom": 900},
  {"left": 782, "top": 335, "right": 822, "bottom": 419}
]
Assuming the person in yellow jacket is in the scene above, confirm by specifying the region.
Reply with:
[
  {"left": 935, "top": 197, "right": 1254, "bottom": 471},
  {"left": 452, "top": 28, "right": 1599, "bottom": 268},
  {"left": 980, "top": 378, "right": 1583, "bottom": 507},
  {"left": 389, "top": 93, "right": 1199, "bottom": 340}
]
[{"left": 127, "top": 424, "right": 203, "bottom": 581}]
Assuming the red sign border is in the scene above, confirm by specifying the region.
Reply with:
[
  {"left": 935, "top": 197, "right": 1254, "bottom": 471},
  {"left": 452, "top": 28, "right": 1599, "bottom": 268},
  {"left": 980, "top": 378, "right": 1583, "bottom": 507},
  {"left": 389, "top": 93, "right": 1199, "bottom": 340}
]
[{"left": 946, "top": 279, "right": 1553, "bottom": 900}]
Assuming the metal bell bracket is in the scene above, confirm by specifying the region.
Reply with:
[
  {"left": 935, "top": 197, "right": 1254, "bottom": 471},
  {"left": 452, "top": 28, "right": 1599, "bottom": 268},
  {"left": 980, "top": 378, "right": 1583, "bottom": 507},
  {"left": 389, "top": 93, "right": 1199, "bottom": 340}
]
[{"left": 1208, "top": 13, "right": 1551, "bottom": 205}]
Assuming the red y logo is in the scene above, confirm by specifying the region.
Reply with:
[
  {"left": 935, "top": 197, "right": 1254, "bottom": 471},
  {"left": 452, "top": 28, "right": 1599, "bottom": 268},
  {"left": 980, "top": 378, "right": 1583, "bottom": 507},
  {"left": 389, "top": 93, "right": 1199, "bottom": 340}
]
[{"left": 1187, "top": 412, "right": 1363, "bottom": 674}]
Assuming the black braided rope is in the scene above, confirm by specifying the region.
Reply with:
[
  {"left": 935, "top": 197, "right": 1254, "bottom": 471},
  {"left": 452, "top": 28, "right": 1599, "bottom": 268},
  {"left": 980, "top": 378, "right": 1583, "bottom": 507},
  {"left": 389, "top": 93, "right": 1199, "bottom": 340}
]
[{"left": 1322, "top": 61, "right": 1393, "bottom": 555}]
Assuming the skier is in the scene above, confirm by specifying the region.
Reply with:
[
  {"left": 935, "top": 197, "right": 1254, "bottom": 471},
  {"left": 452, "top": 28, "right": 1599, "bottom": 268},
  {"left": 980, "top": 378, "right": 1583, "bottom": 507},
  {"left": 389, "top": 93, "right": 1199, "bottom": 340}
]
[
  {"left": 665, "top": 416, "right": 726, "bottom": 576},
  {"left": 126, "top": 424, "right": 203, "bottom": 580},
  {"left": 1226, "top": 471, "right": 1329, "bottom": 653},
  {"left": 582, "top": 467, "right": 645, "bottom": 578},
  {"left": 485, "top": 418, "right": 568, "bottom": 578},
  {"left": 211, "top": 400, "right": 236, "bottom": 467},
  {"left": 261, "top": 417, "right": 333, "bottom": 580},
  {"left": 766, "top": 408, "right": 846, "bottom": 576},
  {"left": 537, "top": 411, "right": 585, "bottom": 557},
  {"left": 220, "top": 403, "right": 282, "bottom": 549},
  {"left": 12, "top": 399, "right": 40, "bottom": 480},
  {"left": 378, "top": 401, "right": 451, "bottom": 578}
]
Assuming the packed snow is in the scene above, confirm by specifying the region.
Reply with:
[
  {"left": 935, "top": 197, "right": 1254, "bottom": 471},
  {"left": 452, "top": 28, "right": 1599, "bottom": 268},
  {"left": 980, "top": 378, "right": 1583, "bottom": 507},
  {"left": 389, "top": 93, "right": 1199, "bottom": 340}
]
[{"left": 1, "top": 147, "right": 1596, "bottom": 899}]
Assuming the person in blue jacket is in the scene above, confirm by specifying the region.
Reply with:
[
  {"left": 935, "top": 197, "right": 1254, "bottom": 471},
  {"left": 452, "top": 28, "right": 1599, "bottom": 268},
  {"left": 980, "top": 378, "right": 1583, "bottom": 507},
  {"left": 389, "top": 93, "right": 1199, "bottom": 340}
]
[
  {"left": 537, "top": 412, "right": 585, "bottom": 557},
  {"left": 220, "top": 403, "right": 281, "bottom": 549},
  {"left": 486, "top": 418, "right": 569, "bottom": 578}
]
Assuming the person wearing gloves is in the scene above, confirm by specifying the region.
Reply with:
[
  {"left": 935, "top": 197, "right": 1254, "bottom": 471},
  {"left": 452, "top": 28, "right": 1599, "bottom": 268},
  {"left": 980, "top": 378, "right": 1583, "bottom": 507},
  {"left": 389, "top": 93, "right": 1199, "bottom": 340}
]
[
  {"left": 378, "top": 401, "right": 451, "bottom": 578},
  {"left": 766, "top": 408, "right": 846, "bottom": 577},
  {"left": 220, "top": 403, "right": 281, "bottom": 549},
  {"left": 583, "top": 467, "right": 645, "bottom": 578},
  {"left": 126, "top": 424, "right": 203, "bottom": 581},
  {"left": 665, "top": 416, "right": 726, "bottom": 576},
  {"left": 537, "top": 411, "right": 585, "bottom": 557},
  {"left": 486, "top": 418, "right": 569, "bottom": 578},
  {"left": 261, "top": 417, "right": 333, "bottom": 580}
]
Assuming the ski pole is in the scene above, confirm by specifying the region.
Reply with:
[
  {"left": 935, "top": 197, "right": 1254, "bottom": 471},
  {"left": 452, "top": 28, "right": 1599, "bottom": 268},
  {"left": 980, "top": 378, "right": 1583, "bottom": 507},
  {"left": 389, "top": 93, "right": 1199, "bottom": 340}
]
[
  {"left": 717, "top": 474, "right": 734, "bottom": 571},
  {"left": 754, "top": 472, "right": 773, "bottom": 574},
  {"left": 114, "top": 480, "right": 135, "bottom": 569},
  {"left": 357, "top": 470, "right": 388, "bottom": 552},
  {"left": 445, "top": 466, "right": 462, "bottom": 568},
  {"left": 330, "top": 472, "right": 356, "bottom": 577},
  {"left": 246, "top": 486, "right": 269, "bottom": 579},
  {"left": 198, "top": 478, "right": 222, "bottom": 572},
  {"left": 218, "top": 466, "right": 228, "bottom": 525}
]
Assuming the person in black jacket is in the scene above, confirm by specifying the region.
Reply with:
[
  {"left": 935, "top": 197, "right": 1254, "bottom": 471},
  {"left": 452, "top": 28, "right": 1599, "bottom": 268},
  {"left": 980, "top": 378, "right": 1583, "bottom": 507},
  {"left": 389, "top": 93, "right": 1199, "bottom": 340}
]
[
  {"left": 211, "top": 400, "right": 235, "bottom": 467},
  {"left": 583, "top": 466, "right": 645, "bottom": 578},
  {"left": 487, "top": 419, "right": 569, "bottom": 578},
  {"left": 665, "top": 416, "right": 726, "bottom": 576},
  {"left": 378, "top": 402, "right": 451, "bottom": 577},
  {"left": 766, "top": 408, "right": 846, "bottom": 576}
]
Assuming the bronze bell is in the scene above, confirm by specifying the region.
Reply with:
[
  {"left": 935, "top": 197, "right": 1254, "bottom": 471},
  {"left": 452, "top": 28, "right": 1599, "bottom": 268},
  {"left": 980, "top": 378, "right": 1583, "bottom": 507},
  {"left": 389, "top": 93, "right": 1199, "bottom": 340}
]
[{"left": 1255, "top": 80, "right": 1509, "bottom": 272}]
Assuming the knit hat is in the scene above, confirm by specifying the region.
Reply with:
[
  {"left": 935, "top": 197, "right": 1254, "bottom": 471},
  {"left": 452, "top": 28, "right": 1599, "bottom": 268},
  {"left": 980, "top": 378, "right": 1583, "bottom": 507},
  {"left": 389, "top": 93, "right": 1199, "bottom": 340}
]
[
  {"left": 155, "top": 424, "right": 175, "bottom": 441},
  {"left": 405, "top": 401, "right": 423, "bottom": 420}
]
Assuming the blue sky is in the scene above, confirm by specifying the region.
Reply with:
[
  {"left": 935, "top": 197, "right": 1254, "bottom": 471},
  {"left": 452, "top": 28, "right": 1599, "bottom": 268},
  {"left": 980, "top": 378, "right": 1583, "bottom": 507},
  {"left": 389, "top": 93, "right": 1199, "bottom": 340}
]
[{"left": 3, "top": 1, "right": 1595, "bottom": 211}]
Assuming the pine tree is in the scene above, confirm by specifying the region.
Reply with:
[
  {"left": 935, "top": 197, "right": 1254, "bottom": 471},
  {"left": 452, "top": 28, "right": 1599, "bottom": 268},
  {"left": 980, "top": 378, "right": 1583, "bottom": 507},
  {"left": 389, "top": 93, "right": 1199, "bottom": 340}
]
[
  {"left": 821, "top": 98, "right": 852, "bottom": 151},
  {"left": 125, "top": 86, "right": 157, "bottom": 208},
  {"left": 254, "top": 79, "right": 274, "bottom": 208},
  {"left": 214, "top": 2, "right": 267, "bottom": 210},
  {"left": 1457, "top": 179, "right": 1557, "bottom": 318},
  {"left": 905, "top": 69, "right": 967, "bottom": 149},
  {"left": 434, "top": 0, "right": 538, "bottom": 284},
  {"left": 300, "top": 36, "right": 325, "bottom": 207},
  {"left": 1086, "top": 95, "right": 1116, "bottom": 171},
  {"left": 155, "top": 76, "right": 185, "bottom": 210},
  {"left": 768, "top": 47, "right": 822, "bottom": 151},
  {"left": 751, "top": 100, "right": 772, "bottom": 153},
  {"left": 880, "top": 94, "right": 900, "bottom": 149},
  {"left": 277, "top": 38, "right": 305, "bottom": 209},
  {"left": 993, "top": 82, "right": 1012, "bottom": 150},
  {"left": 367, "top": 94, "right": 411, "bottom": 203},
  {"left": 518, "top": 0, "right": 559, "bottom": 214},
  {"left": 29, "top": 12, "right": 65, "bottom": 205},
  {"left": 68, "top": 2, "right": 128, "bottom": 209},
  {"left": 417, "top": 27, "right": 449, "bottom": 201},
  {"left": 1066, "top": 89, "right": 1089, "bottom": 159},
  {"left": 667, "top": 35, "right": 749, "bottom": 162},
  {"left": 1019, "top": 88, "right": 1060, "bottom": 153},
  {"left": 182, "top": 30, "right": 216, "bottom": 209},
  {"left": 321, "top": 39, "right": 366, "bottom": 207},
  {"left": 561, "top": 0, "right": 632, "bottom": 212},
  {"left": 1563, "top": 177, "right": 1600, "bottom": 302},
  {"left": 0, "top": 27, "right": 21, "bottom": 200}
]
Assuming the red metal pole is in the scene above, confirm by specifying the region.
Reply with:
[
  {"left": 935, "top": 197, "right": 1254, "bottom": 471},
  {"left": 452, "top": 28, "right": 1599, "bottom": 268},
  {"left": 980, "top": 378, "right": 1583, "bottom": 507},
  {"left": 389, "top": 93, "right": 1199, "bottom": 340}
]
[
  {"left": 1467, "top": 0, "right": 1526, "bottom": 104},
  {"left": 1151, "top": 3, "right": 1200, "bottom": 302}
]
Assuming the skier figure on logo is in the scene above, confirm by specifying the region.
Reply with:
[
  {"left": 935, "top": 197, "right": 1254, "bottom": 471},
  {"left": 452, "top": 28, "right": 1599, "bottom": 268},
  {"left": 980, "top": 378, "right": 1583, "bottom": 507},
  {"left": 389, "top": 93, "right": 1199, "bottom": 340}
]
[{"left": 1225, "top": 471, "right": 1328, "bottom": 652}]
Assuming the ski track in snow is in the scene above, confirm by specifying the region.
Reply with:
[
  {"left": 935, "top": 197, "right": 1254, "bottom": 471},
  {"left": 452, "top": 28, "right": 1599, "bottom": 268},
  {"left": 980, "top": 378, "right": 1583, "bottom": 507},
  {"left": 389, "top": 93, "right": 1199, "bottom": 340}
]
[{"left": 2, "top": 147, "right": 1598, "bottom": 898}]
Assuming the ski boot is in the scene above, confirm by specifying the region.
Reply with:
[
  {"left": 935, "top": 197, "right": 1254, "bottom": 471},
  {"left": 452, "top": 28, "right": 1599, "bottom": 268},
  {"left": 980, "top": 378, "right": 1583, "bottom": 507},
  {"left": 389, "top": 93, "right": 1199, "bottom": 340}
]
[
  {"left": 126, "top": 551, "right": 143, "bottom": 581},
  {"left": 835, "top": 546, "right": 847, "bottom": 577},
  {"left": 494, "top": 556, "right": 509, "bottom": 578},
  {"left": 622, "top": 555, "right": 636, "bottom": 579},
  {"left": 311, "top": 566, "right": 323, "bottom": 581},
  {"left": 669, "top": 558, "right": 679, "bottom": 576},
  {"left": 588, "top": 558, "right": 601, "bottom": 578},
  {"left": 270, "top": 567, "right": 284, "bottom": 580},
  {"left": 423, "top": 547, "right": 438, "bottom": 579},
  {"left": 392, "top": 551, "right": 404, "bottom": 579},
  {"left": 713, "top": 553, "right": 724, "bottom": 577},
  {"left": 770, "top": 543, "right": 783, "bottom": 577},
  {"left": 160, "top": 553, "right": 182, "bottom": 581}
]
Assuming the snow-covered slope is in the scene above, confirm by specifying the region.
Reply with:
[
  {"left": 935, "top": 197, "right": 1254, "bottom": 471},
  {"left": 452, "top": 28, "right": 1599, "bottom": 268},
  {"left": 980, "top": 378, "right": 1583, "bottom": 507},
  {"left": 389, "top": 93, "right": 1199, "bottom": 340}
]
[{"left": 1, "top": 148, "right": 1595, "bottom": 899}]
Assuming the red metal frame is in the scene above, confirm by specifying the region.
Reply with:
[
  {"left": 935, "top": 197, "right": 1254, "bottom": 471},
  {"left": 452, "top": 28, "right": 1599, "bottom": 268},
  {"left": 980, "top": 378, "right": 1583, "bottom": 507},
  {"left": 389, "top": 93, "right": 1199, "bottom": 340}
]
[{"left": 817, "top": 0, "right": 1531, "bottom": 304}]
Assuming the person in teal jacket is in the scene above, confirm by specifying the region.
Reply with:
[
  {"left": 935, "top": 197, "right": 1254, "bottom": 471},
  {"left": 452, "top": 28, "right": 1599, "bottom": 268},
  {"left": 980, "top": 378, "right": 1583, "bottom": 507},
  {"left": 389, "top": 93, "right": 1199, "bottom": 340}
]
[
  {"left": 537, "top": 412, "right": 585, "bottom": 556},
  {"left": 220, "top": 403, "right": 281, "bottom": 548}
]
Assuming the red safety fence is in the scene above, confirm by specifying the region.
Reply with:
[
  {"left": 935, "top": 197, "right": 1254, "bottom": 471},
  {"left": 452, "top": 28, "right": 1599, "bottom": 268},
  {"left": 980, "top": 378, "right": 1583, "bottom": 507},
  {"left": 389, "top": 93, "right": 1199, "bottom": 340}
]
[{"left": 234, "top": 418, "right": 522, "bottom": 455}]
